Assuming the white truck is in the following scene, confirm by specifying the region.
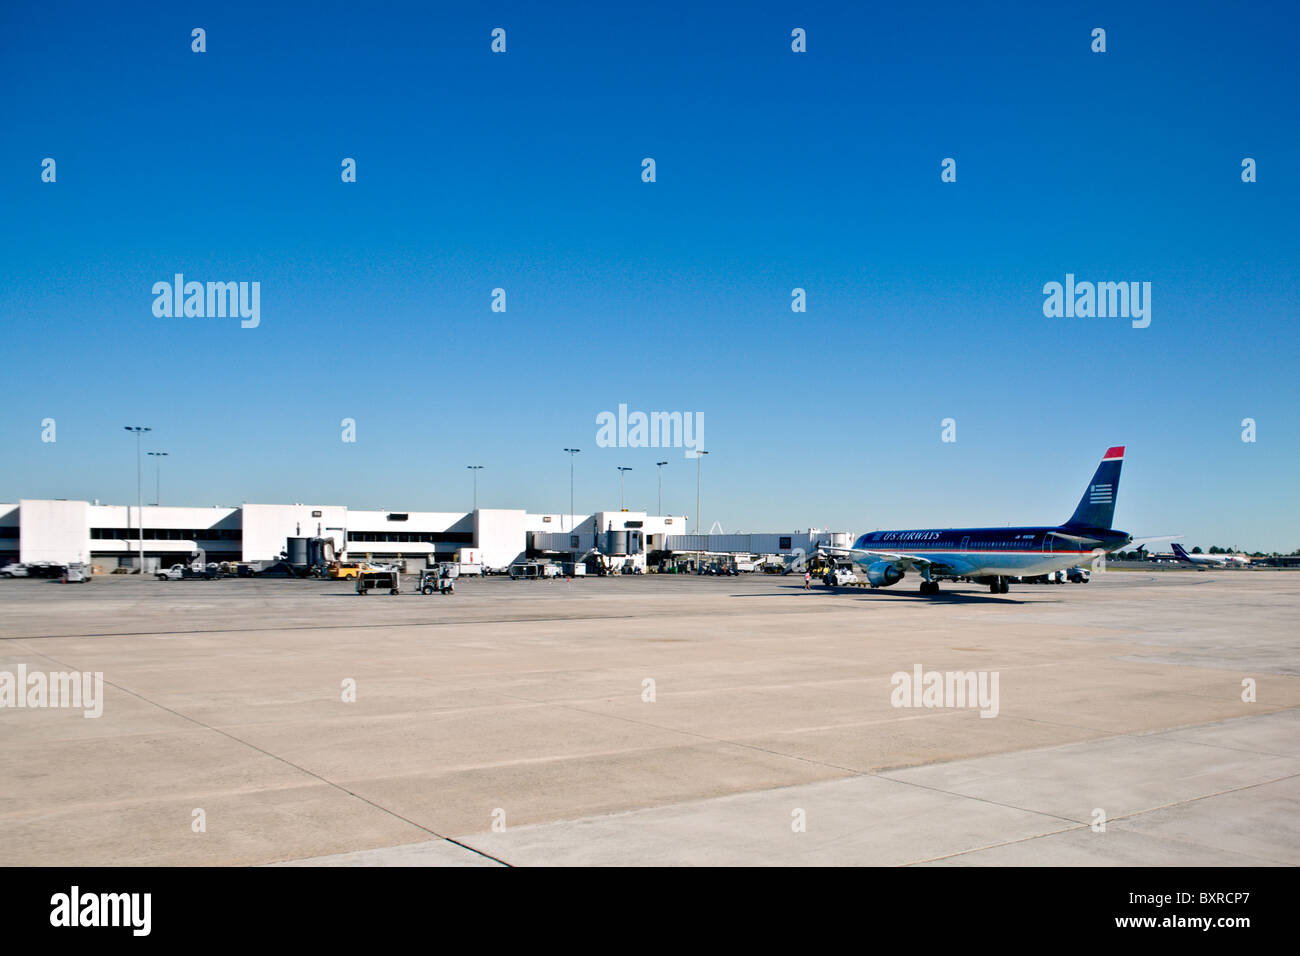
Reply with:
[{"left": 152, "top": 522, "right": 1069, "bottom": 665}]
[
  {"left": 453, "top": 548, "right": 483, "bottom": 576},
  {"left": 157, "top": 562, "right": 216, "bottom": 581}
]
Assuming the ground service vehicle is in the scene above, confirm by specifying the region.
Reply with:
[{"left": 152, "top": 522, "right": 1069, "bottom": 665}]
[
  {"left": 453, "top": 549, "right": 483, "bottom": 576},
  {"left": 328, "top": 561, "right": 370, "bottom": 579},
  {"left": 419, "top": 569, "right": 456, "bottom": 595},
  {"left": 355, "top": 570, "right": 400, "bottom": 595}
]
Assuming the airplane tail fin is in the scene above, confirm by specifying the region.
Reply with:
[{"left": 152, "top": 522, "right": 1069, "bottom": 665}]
[
  {"left": 1063, "top": 446, "right": 1124, "bottom": 530},
  {"left": 1171, "top": 542, "right": 1192, "bottom": 561}
]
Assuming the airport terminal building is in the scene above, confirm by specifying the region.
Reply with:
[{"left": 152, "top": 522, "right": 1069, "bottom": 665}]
[{"left": 0, "top": 499, "right": 849, "bottom": 572}]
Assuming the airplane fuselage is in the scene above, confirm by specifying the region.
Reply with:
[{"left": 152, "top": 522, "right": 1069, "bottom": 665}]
[
  {"left": 851, "top": 526, "right": 1132, "bottom": 579},
  {"left": 1179, "top": 554, "right": 1249, "bottom": 566}
]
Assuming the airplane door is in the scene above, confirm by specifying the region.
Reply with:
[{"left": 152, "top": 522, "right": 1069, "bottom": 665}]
[
  {"left": 960, "top": 535, "right": 970, "bottom": 551},
  {"left": 1043, "top": 533, "right": 1054, "bottom": 554}
]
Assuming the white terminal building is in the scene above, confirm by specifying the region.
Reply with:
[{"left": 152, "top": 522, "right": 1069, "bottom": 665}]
[{"left": 0, "top": 499, "right": 850, "bottom": 572}]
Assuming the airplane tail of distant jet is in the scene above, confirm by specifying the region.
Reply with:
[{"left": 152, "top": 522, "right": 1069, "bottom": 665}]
[
  {"left": 1063, "top": 446, "right": 1124, "bottom": 530},
  {"left": 1171, "top": 542, "right": 1194, "bottom": 561}
]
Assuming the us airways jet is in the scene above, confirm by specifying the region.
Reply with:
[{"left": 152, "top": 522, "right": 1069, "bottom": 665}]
[
  {"left": 823, "top": 446, "right": 1144, "bottom": 595},
  {"left": 1171, "top": 543, "right": 1251, "bottom": 567}
]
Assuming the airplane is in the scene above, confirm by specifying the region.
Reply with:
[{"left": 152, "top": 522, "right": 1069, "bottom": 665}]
[
  {"left": 819, "top": 446, "right": 1161, "bottom": 595},
  {"left": 1171, "top": 542, "right": 1250, "bottom": 567}
]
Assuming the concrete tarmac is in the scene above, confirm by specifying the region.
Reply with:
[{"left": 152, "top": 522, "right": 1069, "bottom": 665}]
[{"left": 1, "top": 569, "right": 1296, "bottom": 866}]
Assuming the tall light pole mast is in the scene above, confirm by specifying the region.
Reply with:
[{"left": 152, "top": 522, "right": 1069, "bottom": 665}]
[
  {"left": 124, "top": 426, "right": 152, "bottom": 573},
  {"left": 563, "top": 449, "right": 580, "bottom": 530},
  {"left": 656, "top": 461, "right": 668, "bottom": 516},
  {"left": 147, "top": 451, "right": 168, "bottom": 506},
  {"left": 467, "top": 465, "right": 484, "bottom": 511},
  {"left": 617, "top": 467, "right": 632, "bottom": 511},
  {"left": 695, "top": 450, "right": 709, "bottom": 533}
]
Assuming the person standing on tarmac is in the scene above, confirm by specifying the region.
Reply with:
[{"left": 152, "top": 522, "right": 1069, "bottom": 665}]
[{"left": 804, "top": 570, "right": 811, "bottom": 590}]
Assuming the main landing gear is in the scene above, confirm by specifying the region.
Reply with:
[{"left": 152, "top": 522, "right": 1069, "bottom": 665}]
[
  {"left": 988, "top": 576, "right": 1010, "bottom": 594},
  {"left": 919, "top": 580, "right": 941, "bottom": 595}
]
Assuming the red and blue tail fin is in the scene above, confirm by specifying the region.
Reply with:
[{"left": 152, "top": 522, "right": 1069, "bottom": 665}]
[{"left": 1064, "top": 446, "right": 1124, "bottom": 530}]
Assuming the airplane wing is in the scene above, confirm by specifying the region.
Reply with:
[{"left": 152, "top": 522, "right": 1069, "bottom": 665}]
[
  {"left": 1127, "top": 534, "right": 1182, "bottom": 550},
  {"left": 1051, "top": 531, "right": 1182, "bottom": 552},
  {"left": 816, "top": 545, "right": 936, "bottom": 569},
  {"left": 1046, "top": 531, "right": 1106, "bottom": 547}
]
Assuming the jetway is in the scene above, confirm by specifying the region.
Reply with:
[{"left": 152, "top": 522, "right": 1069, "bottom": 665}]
[
  {"left": 533, "top": 529, "right": 851, "bottom": 562},
  {"left": 662, "top": 531, "right": 851, "bottom": 556}
]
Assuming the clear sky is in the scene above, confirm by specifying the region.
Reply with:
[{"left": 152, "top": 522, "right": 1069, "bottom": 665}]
[{"left": 2, "top": 1, "right": 1297, "bottom": 550}]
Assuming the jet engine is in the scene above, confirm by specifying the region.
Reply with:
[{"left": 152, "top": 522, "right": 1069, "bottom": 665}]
[{"left": 866, "top": 561, "right": 903, "bottom": 587}]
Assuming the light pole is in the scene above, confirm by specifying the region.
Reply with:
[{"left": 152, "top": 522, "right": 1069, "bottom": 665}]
[
  {"left": 147, "top": 451, "right": 168, "bottom": 506},
  {"left": 124, "top": 426, "right": 152, "bottom": 573},
  {"left": 564, "top": 448, "right": 580, "bottom": 530},
  {"left": 695, "top": 450, "right": 709, "bottom": 533},
  {"left": 656, "top": 461, "right": 668, "bottom": 515},
  {"left": 467, "top": 465, "right": 484, "bottom": 511},
  {"left": 617, "top": 467, "right": 633, "bottom": 511}
]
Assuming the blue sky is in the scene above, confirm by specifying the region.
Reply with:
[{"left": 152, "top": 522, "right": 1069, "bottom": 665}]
[{"left": 2, "top": 1, "right": 1297, "bottom": 549}]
